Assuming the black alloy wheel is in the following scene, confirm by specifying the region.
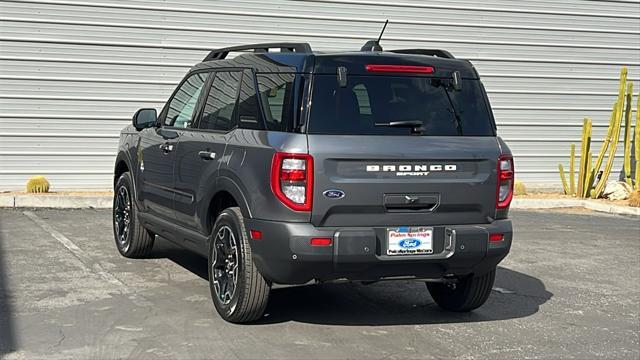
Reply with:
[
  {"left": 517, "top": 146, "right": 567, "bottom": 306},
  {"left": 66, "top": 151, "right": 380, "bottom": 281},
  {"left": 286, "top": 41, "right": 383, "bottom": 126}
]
[
  {"left": 114, "top": 185, "right": 132, "bottom": 253},
  {"left": 211, "top": 225, "right": 239, "bottom": 305}
]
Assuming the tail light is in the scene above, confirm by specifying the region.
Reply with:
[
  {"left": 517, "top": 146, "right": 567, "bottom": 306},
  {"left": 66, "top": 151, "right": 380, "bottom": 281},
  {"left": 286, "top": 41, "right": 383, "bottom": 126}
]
[
  {"left": 271, "top": 152, "right": 313, "bottom": 211},
  {"left": 496, "top": 155, "right": 514, "bottom": 209}
]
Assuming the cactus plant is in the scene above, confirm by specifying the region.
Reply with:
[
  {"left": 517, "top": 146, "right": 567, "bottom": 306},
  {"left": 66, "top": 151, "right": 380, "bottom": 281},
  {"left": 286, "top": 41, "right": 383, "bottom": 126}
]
[
  {"left": 583, "top": 150, "right": 592, "bottom": 198},
  {"left": 514, "top": 181, "right": 527, "bottom": 196},
  {"left": 593, "top": 81, "right": 628, "bottom": 198},
  {"left": 623, "top": 82, "right": 634, "bottom": 187},
  {"left": 635, "top": 90, "right": 639, "bottom": 190},
  {"left": 576, "top": 117, "right": 592, "bottom": 197},
  {"left": 559, "top": 67, "right": 637, "bottom": 198},
  {"left": 559, "top": 164, "right": 570, "bottom": 194},
  {"left": 26, "top": 175, "right": 50, "bottom": 193},
  {"left": 589, "top": 101, "right": 618, "bottom": 191},
  {"left": 569, "top": 143, "right": 576, "bottom": 195}
]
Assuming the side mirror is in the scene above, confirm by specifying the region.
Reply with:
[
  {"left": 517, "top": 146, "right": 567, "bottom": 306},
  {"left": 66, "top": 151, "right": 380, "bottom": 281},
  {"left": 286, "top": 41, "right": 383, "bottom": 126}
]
[{"left": 133, "top": 108, "right": 157, "bottom": 130}]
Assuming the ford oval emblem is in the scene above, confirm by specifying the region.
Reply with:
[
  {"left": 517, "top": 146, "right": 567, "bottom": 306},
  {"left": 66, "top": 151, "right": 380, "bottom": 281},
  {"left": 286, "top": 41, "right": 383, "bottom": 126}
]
[
  {"left": 323, "top": 189, "right": 345, "bottom": 199},
  {"left": 399, "top": 238, "right": 421, "bottom": 249}
]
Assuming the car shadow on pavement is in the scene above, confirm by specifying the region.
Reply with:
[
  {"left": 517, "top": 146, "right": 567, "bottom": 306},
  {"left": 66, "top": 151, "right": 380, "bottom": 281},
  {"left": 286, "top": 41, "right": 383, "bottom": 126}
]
[
  {"left": 258, "top": 266, "right": 552, "bottom": 326},
  {"left": 149, "top": 238, "right": 210, "bottom": 280},
  {"left": 0, "top": 216, "right": 17, "bottom": 355},
  {"left": 149, "top": 238, "right": 552, "bottom": 326}
]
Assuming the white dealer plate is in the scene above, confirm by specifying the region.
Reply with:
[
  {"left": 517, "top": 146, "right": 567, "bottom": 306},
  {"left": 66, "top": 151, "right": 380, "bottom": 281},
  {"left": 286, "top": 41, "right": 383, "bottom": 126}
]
[{"left": 387, "top": 227, "right": 433, "bottom": 256}]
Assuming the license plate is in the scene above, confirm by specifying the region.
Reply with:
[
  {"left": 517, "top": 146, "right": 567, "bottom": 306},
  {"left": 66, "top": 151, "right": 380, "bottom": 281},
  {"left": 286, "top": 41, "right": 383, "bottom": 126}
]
[{"left": 387, "top": 227, "right": 433, "bottom": 256}]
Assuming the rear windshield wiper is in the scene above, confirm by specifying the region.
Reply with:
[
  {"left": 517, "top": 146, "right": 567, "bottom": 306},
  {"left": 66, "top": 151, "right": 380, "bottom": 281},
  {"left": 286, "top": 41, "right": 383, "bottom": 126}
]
[
  {"left": 374, "top": 120, "right": 425, "bottom": 135},
  {"left": 443, "top": 90, "right": 464, "bottom": 136},
  {"left": 431, "top": 78, "right": 464, "bottom": 135}
]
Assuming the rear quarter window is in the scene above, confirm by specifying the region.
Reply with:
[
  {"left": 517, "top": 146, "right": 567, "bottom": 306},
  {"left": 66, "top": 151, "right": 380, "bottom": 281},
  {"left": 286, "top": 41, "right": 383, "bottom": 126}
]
[{"left": 256, "top": 73, "right": 296, "bottom": 132}]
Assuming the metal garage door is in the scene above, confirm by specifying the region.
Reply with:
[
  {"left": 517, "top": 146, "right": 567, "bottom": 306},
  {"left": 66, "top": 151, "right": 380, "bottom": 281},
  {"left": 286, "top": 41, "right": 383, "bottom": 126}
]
[{"left": 0, "top": 0, "right": 639, "bottom": 190}]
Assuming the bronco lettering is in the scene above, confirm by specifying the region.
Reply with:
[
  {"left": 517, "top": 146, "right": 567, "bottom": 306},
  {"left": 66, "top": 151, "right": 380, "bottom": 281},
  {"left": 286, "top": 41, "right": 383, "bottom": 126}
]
[{"left": 366, "top": 164, "right": 457, "bottom": 174}]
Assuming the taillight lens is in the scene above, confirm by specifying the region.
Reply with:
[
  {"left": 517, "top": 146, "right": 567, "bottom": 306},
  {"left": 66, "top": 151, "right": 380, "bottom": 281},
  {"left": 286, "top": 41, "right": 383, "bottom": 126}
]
[
  {"left": 496, "top": 155, "right": 514, "bottom": 209},
  {"left": 271, "top": 152, "right": 313, "bottom": 211}
]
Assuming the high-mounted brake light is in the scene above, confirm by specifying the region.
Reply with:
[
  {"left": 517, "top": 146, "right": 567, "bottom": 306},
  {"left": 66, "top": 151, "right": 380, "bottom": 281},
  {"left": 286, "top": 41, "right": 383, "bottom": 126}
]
[
  {"left": 271, "top": 152, "right": 314, "bottom": 212},
  {"left": 496, "top": 155, "right": 514, "bottom": 209},
  {"left": 365, "top": 64, "right": 435, "bottom": 74}
]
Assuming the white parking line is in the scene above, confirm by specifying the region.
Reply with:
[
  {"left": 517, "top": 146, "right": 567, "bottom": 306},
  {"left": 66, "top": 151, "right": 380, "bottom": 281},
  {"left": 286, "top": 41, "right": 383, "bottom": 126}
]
[{"left": 23, "top": 210, "right": 130, "bottom": 293}]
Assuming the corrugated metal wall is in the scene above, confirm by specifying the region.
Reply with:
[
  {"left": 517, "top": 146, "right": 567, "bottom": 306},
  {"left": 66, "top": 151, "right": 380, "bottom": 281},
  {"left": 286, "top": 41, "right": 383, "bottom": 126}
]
[{"left": 1, "top": 0, "right": 639, "bottom": 190}]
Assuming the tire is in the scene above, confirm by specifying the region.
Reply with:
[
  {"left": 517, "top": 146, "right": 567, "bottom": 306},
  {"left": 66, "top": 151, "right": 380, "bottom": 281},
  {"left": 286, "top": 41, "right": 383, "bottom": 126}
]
[
  {"left": 113, "top": 172, "right": 155, "bottom": 258},
  {"left": 208, "top": 207, "right": 270, "bottom": 323},
  {"left": 426, "top": 268, "right": 496, "bottom": 312}
]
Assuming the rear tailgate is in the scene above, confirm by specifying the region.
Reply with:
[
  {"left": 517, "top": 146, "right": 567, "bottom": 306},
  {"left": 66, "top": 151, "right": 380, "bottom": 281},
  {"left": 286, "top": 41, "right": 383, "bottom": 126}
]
[{"left": 308, "top": 135, "right": 499, "bottom": 227}]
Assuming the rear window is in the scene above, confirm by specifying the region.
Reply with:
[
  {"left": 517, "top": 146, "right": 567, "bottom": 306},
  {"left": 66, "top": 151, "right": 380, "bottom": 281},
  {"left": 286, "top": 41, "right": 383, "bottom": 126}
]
[{"left": 308, "top": 75, "right": 495, "bottom": 136}]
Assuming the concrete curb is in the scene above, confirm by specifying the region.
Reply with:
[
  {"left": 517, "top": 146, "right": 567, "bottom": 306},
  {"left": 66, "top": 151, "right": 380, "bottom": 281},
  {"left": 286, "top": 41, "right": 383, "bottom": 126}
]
[
  {"left": 580, "top": 200, "right": 640, "bottom": 217},
  {"left": 0, "top": 195, "right": 15, "bottom": 208},
  {"left": 1, "top": 194, "right": 638, "bottom": 216},
  {"left": 512, "top": 198, "right": 640, "bottom": 216},
  {"left": 0, "top": 195, "right": 112, "bottom": 209},
  {"left": 511, "top": 198, "right": 579, "bottom": 209}
]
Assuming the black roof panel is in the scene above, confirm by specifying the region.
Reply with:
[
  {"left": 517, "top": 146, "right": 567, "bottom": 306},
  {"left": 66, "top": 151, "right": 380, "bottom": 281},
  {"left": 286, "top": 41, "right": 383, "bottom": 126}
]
[
  {"left": 194, "top": 47, "right": 478, "bottom": 79},
  {"left": 312, "top": 51, "right": 477, "bottom": 78}
]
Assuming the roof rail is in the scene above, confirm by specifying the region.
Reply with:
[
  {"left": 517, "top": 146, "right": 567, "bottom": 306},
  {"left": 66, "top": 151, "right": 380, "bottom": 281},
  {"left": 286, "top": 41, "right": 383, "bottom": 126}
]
[
  {"left": 203, "top": 42, "right": 312, "bottom": 62},
  {"left": 389, "top": 49, "right": 455, "bottom": 59}
]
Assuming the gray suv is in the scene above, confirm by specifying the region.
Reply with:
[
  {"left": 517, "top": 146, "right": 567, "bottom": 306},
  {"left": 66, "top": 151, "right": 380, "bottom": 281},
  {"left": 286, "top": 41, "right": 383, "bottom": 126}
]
[{"left": 113, "top": 42, "right": 514, "bottom": 323}]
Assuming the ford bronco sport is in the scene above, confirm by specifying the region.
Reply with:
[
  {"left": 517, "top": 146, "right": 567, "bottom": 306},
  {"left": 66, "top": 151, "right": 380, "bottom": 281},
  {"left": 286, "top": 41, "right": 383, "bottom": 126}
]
[{"left": 113, "top": 41, "right": 514, "bottom": 323}]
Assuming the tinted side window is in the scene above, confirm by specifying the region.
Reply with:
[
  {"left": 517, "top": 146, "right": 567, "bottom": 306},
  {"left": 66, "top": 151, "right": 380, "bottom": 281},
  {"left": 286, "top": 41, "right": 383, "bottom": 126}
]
[
  {"left": 256, "top": 73, "right": 295, "bottom": 132},
  {"left": 238, "top": 70, "right": 263, "bottom": 130},
  {"left": 199, "top": 71, "right": 242, "bottom": 132},
  {"left": 164, "top": 72, "right": 208, "bottom": 128}
]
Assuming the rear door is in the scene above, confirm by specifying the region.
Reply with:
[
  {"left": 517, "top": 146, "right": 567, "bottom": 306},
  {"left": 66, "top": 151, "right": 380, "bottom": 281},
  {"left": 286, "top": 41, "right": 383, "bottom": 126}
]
[{"left": 306, "top": 74, "right": 500, "bottom": 227}]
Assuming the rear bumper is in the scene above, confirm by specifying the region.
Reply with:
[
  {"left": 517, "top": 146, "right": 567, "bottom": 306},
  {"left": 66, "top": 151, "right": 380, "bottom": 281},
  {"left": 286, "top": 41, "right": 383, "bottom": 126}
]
[{"left": 245, "top": 218, "right": 512, "bottom": 284}]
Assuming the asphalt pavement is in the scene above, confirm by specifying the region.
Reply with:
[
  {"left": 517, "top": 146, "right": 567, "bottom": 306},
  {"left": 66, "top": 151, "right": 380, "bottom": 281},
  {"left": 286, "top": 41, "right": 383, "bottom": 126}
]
[{"left": 0, "top": 208, "right": 638, "bottom": 359}]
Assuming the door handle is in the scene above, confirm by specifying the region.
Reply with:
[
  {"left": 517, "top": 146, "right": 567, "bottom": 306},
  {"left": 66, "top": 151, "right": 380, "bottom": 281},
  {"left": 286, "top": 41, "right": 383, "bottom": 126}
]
[
  {"left": 198, "top": 151, "right": 216, "bottom": 160},
  {"left": 160, "top": 143, "right": 174, "bottom": 153}
]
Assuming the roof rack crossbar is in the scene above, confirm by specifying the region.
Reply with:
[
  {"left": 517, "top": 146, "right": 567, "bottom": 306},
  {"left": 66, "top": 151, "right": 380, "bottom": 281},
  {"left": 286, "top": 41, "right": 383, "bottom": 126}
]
[
  {"left": 203, "top": 42, "right": 312, "bottom": 61},
  {"left": 389, "top": 49, "right": 455, "bottom": 59}
]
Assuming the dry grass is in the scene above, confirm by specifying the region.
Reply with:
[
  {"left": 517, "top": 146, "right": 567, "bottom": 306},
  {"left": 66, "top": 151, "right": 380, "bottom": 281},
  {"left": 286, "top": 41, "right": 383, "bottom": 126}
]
[
  {"left": 529, "top": 206, "right": 596, "bottom": 215},
  {"left": 515, "top": 191, "right": 632, "bottom": 207},
  {"left": 629, "top": 190, "right": 640, "bottom": 207},
  {"left": 515, "top": 192, "right": 574, "bottom": 199}
]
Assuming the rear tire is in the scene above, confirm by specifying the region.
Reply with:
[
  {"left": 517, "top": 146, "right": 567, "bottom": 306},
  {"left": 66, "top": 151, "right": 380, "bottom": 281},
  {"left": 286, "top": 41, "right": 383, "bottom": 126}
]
[
  {"left": 427, "top": 268, "right": 496, "bottom": 312},
  {"left": 113, "top": 172, "right": 155, "bottom": 258},
  {"left": 208, "top": 207, "right": 270, "bottom": 323}
]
